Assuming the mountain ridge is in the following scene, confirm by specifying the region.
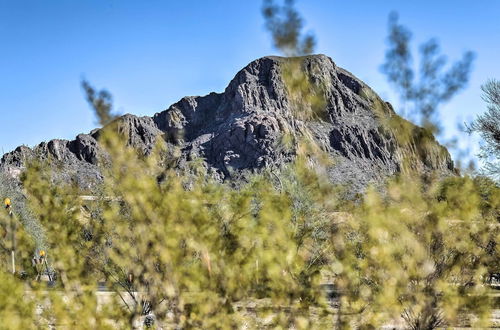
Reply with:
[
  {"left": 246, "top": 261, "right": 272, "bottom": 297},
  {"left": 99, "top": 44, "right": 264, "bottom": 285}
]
[{"left": 1, "top": 54, "right": 454, "bottom": 192}]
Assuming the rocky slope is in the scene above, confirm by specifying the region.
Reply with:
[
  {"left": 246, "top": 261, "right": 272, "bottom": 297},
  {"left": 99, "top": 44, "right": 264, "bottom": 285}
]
[{"left": 0, "top": 55, "right": 454, "bottom": 192}]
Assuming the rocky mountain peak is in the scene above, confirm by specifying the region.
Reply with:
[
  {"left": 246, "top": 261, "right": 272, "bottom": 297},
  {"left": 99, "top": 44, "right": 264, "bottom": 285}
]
[{"left": 1, "top": 54, "right": 453, "bottom": 192}]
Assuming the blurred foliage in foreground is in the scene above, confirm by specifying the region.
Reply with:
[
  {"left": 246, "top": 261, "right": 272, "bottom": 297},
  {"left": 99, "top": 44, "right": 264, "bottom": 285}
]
[
  {"left": 468, "top": 79, "right": 500, "bottom": 181},
  {"left": 0, "top": 80, "right": 498, "bottom": 329},
  {"left": 0, "top": 2, "right": 497, "bottom": 328},
  {"left": 0, "top": 117, "right": 498, "bottom": 328},
  {"left": 381, "top": 12, "right": 475, "bottom": 137}
]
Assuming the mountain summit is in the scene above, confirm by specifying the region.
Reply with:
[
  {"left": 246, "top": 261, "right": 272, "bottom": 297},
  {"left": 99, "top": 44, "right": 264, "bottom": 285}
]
[{"left": 1, "top": 55, "right": 453, "bottom": 191}]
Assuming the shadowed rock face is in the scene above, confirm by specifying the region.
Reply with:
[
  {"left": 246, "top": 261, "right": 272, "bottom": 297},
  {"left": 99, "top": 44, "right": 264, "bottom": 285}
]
[{"left": 1, "top": 54, "right": 454, "bottom": 192}]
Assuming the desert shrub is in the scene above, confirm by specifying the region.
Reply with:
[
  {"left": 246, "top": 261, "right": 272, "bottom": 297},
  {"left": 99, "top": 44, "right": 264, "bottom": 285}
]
[
  {"left": 0, "top": 270, "right": 36, "bottom": 330},
  {"left": 331, "top": 175, "right": 498, "bottom": 328},
  {"left": 381, "top": 12, "right": 474, "bottom": 135},
  {"left": 18, "top": 124, "right": 334, "bottom": 328},
  {"left": 467, "top": 79, "right": 500, "bottom": 180}
]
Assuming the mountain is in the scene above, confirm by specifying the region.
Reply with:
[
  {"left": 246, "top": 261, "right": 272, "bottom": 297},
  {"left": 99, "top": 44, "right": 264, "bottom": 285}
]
[{"left": 0, "top": 55, "right": 454, "bottom": 192}]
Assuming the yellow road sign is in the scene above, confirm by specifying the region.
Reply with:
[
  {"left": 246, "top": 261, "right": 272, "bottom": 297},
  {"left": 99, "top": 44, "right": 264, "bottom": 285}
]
[{"left": 4, "top": 198, "right": 11, "bottom": 208}]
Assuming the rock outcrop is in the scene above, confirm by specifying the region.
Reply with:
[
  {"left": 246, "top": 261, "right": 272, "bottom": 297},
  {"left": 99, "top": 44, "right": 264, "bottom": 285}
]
[{"left": 1, "top": 55, "right": 454, "bottom": 192}]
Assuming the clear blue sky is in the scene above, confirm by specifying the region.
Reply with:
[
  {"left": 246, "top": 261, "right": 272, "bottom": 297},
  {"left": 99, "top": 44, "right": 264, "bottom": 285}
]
[{"left": 1, "top": 0, "right": 499, "bottom": 163}]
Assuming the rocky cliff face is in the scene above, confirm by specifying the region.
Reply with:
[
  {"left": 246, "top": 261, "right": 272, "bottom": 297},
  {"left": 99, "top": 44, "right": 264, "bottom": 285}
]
[{"left": 0, "top": 55, "right": 454, "bottom": 192}]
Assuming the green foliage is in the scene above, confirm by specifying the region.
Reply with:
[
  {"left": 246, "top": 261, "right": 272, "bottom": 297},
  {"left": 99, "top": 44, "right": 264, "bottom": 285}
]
[
  {"left": 333, "top": 176, "right": 498, "bottom": 328},
  {"left": 1, "top": 145, "right": 497, "bottom": 328},
  {"left": 11, "top": 123, "right": 334, "bottom": 328},
  {"left": 81, "top": 80, "right": 119, "bottom": 127},
  {"left": 361, "top": 86, "right": 451, "bottom": 175},
  {"left": 381, "top": 12, "right": 475, "bottom": 134},
  {"left": 0, "top": 271, "right": 36, "bottom": 330},
  {"left": 0, "top": 115, "right": 497, "bottom": 328},
  {"left": 467, "top": 79, "right": 500, "bottom": 181},
  {"left": 262, "top": 0, "right": 326, "bottom": 124},
  {"left": 281, "top": 57, "right": 327, "bottom": 122},
  {"left": 262, "top": 0, "right": 315, "bottom": 56}
]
